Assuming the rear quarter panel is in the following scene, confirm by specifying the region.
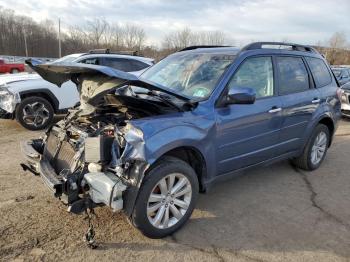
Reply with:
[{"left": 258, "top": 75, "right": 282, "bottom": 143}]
[{"left": 299, "top": 84, "right": 341, "bottom": 152}]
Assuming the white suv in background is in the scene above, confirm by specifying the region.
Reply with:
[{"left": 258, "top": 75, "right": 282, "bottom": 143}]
[{"left": 0, "top": 50, "right": 154, "bottom": 130}]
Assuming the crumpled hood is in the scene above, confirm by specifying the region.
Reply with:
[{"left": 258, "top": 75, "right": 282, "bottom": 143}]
[{"left": 25, "top": 59, "right": 189, "bottom": 106}]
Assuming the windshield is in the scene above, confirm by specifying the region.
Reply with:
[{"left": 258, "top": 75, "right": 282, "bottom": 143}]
[
  {"left": 141, "top": 52, "right": 235, "bottom": 100},
  {"left": 52, "top": 54, "right": 82, "bottom": 64},
  {"left": 332, "top": 69, "right": 341, "bottom": 78}
]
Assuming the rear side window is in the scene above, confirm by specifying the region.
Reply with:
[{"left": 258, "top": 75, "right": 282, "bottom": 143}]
[
  {"left": 128, "top": 60, "right": 150, "bottom": 71},
  {"left": 276, "top": 56, "right": 309, "bottom": 95},
  {"left": 306, "top": 57, "right": 332, "bottom": 87},
  {"left": 80, "top": 58, "right": 100, "bottom": 65},
  {"left": 101, "top": 58, "right": 149, "bottom": 72},
  {"left": 102, "top": 57, "right": 130, "bottom": 71}
]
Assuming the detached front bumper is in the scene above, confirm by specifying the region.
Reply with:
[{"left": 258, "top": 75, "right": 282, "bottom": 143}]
[
  {"left": 20, "top": 140, "right": 63, "bottom": 196},
  {"left": 0, "top": 108, "right": 14, "bottom": 119},
  {"left": 20, "top": 139, "right": 127, "bottom": 214},
  {"left": 341, "top": 103, "right": 350, "bottom": 117},
  {"left": 341, "top": 91, "right": 350, "bottom": 117}
]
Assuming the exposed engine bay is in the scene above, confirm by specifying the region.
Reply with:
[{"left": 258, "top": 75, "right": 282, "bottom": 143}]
[{"left": 21, "top": 75, "right": 189, "bottom": 214}]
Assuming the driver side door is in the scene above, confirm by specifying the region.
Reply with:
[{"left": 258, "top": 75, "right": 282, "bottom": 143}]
[{"left": 215, "top": 56, "right": 283, "bottom": 175}]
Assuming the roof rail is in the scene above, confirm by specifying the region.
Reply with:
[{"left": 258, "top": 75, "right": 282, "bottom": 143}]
[
  {"left": 179, "top": 45, "right": 232, "bottom": 52},
  {"left": 241, "top": 42, "right": 318, "bottom": 53},
  {"left": 88, "top": 49, "right": 111, "bottom": 54},
  {"left": 88, "top": 49, "right": 139, "bottom": 56}
]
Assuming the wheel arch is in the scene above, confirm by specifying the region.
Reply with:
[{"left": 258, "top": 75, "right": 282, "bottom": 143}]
[
  {"left": 318, "top": 116, "right": 335, "bottom": 146},
  {"left": 11, "top": 68, "right": 20, "bottom": 73},
  {"left": 151, "top": 146, "right": 208, "bottom": 192},
  {"left": 19, "top": 89, "right": 59, "bottom": 113}
]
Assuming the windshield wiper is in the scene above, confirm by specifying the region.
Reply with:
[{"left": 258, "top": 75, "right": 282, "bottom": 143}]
[{"left": 135, "top": 90, "right": 184, "bottom": 112}]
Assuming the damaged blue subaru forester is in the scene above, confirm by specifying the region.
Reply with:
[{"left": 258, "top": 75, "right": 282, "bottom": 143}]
[{"left": 21, "top": 42, "right": 341, "bottom": 239}]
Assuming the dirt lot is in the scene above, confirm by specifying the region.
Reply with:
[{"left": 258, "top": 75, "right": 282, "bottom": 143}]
[{"left": 0, "top": 119, "right": 350, "bottom": 262}]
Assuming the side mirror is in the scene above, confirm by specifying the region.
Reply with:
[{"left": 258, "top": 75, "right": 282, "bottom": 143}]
[{"left": 226, "top": 87, "right": 256, "bottom": 105}]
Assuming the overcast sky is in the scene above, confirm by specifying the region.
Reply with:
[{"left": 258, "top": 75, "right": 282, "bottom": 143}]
[{"left": 0, "top": 0, "right": 349, "bottom": 47}]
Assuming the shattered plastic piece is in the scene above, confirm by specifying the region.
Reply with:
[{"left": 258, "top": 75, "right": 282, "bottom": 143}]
[
  {"left": 84, "top": 209, "right": 98, "bottom": 249},
  {"left": 0, "top": 85, "right": 21, "bottom": 113}
]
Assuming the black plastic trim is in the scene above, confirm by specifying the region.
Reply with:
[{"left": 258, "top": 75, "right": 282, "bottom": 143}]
[
  {"left": 241, "top": 42, "right": 318, "bottom": 54},
  {"left": 0, "top": 108, "right": 14, "bottom": 119},
  {"left": 19, "top": 89, "right": 60, "bottom": 112}
]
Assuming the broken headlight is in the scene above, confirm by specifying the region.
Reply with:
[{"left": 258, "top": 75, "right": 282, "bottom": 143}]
[{"left": 0, "top": 85, "right": 21, "bottom": 113}]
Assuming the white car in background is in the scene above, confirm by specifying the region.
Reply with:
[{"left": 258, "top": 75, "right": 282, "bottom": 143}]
[
  {"left": 340, "top": 81, "right": 350, "bottom": 118},
  {"left": 0, "top": 50, "right": 154, "bottom": 130}
]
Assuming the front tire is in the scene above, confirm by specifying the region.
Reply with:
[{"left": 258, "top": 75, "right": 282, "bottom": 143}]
[
  {"left": 131, "top": 157, "right": 199, "bottom": 238},
  {"left": 292, "top": 124, "right": 330, "bottom": 171},
  {"left": 11, "top": 69, "right": 19, "bottom": 74},
  {"left": 16, "top": 96, "right": 54, "bottom": 131}
]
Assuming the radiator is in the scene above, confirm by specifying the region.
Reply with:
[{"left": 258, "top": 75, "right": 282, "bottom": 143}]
[{"left": 44, "top": 131, "right": 78, "bottom": 175}]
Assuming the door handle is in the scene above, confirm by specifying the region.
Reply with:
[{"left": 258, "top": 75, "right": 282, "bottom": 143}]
[
  {"left": 312, "top": 98, "right": 321, "bottom": 104},
  {"left": 268, "top": 107, "right": 282, "bottom": 113}
]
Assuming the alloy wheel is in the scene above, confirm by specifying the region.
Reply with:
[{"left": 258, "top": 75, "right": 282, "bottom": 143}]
[
  {"left": 147, "top": 173, "right": 192, "bottom": 229},
  {"left": 22, "top": 102, "right": 50, "bottom": 128},
  {"left": 310, "top": 131, "right": 327, "bottom": 165}
]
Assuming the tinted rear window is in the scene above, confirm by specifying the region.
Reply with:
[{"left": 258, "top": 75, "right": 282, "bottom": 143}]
[
  {"left": 306, "top": 57, "right": 332, "bottom": 87},
  {"left": 276, "top": 56, "right": 309, "bottom": 95},
  {"left": 101, "top": 58, "right": 149, "bottom": 72},
  {"left": 102, "top": 57, "right": 130, "bottom": 71},
  {"left": 80, "top": 58, "right": 100, "bottom": 65},
  {"left": 128, "top": 60, "right": 150, "bottom": 71}
]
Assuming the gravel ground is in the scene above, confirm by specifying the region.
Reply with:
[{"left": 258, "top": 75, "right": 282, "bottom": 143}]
[{"left": 0, "top": 119, "right": 350, "bottom": 262}]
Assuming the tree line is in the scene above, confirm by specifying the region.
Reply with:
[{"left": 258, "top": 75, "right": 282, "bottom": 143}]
[
  {"left": 0, "top": 7, "right": 229, "bottom": 60},
  {"left": 0, "top": 7, "right": 349, "bottom": 64}
]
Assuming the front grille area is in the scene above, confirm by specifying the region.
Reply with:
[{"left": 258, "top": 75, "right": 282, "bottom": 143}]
[
  {"left": 44, "top": 132, "right": 60, "bottom": 162},
  {"left": 55, "top": 141, "right": 77, "bottom": 174},
  {"left": 43, "top": 131, "right": 78, "bottom": 175}
]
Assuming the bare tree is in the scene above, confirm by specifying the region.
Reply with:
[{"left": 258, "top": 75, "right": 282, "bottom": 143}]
[
  {"left": 123, "top": 24, "right": 146, "bottom": 50},
  {"left": 163, "top": 27, "right": 193, "bottom": 49},
  {"left": 163, "top": 28, "right": 228, "bottom": 50},
  {"left": 86, "top": 17, "right": 108, "bottom": 48},
  {"left": 326, "top": 32, "right": 348, "bottom": 65},
  {"left": 194, "top": 30, "right": 226, "bottom": 45},
  {"left": 103, "top": 23, "right": 123, "bottom": 49}
]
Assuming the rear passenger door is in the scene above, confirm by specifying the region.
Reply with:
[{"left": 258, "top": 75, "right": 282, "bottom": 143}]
[{"left": 275, "top": 56, "right": 321, "bottom": 154}]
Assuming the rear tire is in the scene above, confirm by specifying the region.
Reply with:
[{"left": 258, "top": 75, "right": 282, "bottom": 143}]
[
  {"left": 10, "top": 69, "right": 19, "bottom": 74},
  {"left": 131, "top": 157, "right": 199, "bottom": 238},
  {"left": 291, "top": 124, "right": 330, "bottom": 171},
  {"left": 16, "top": 96, "right": 54, "bottom": 131}
]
